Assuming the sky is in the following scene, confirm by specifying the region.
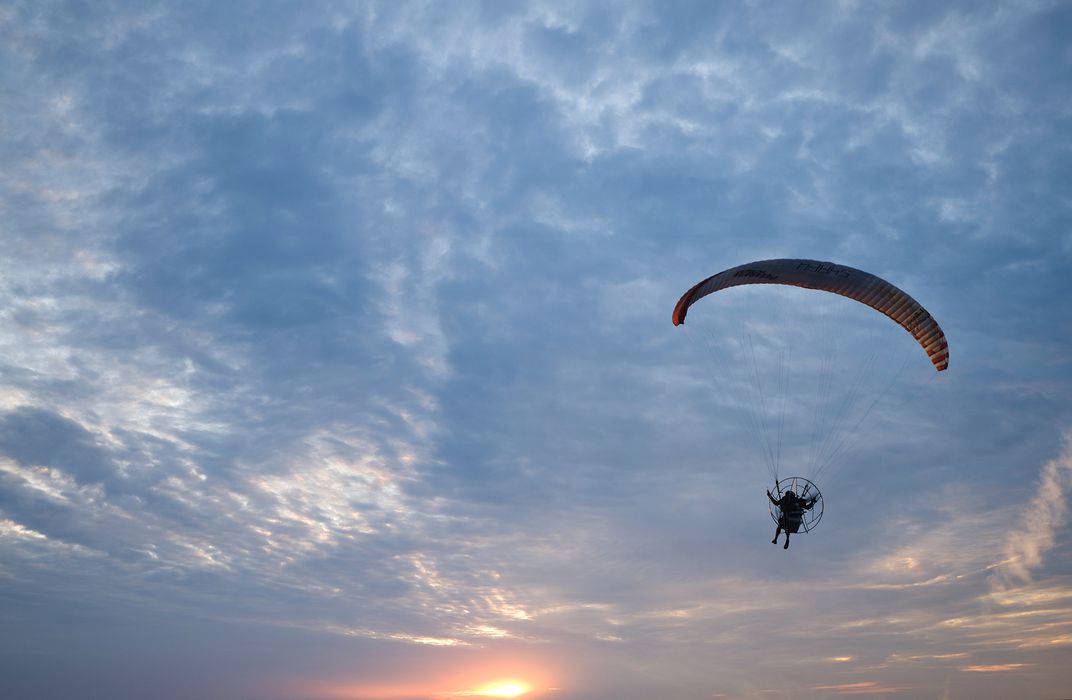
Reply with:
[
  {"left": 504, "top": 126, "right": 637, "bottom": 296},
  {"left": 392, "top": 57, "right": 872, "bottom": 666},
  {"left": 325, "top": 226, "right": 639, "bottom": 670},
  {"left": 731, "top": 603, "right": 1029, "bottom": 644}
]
[{"left": 1, "top": 1, "right": 1071, "bottom": 699}]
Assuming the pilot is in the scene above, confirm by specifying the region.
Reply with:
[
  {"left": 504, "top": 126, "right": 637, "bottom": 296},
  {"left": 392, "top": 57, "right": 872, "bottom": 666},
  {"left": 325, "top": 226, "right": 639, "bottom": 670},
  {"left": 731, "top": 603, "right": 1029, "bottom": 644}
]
[{"left": 767, "top": 488, "right": 817, "bottom": 550}]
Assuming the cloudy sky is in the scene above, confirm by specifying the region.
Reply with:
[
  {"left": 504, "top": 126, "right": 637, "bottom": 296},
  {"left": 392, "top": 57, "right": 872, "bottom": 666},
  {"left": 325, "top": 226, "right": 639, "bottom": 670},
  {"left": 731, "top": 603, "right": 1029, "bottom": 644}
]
[{"left": 2, "top": 1, "right": 1071, "bottom": 699}]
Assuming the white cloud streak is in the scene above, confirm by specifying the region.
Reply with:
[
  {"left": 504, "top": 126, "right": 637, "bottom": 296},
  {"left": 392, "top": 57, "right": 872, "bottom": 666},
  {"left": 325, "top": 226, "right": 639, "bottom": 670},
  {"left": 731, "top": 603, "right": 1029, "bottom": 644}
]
[{"left": 992, "top": 432, "right": 1072, "bottom": 588}]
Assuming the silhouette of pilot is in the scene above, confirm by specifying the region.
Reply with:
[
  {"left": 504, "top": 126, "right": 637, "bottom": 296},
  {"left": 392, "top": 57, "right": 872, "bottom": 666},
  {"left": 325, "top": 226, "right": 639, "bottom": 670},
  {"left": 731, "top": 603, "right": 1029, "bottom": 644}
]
[{"left": 767, "top": 488, "right": 817, "bottom": 550}]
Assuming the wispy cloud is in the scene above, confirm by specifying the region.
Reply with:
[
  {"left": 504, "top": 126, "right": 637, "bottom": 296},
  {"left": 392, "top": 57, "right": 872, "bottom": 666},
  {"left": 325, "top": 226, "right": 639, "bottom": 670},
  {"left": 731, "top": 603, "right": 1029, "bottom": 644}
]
[
  {"left": 961, "top": 663, "right": 1031, "bottom": 672},
  {"left": 812, "top": 681, "right": 903, "bottom": 695},
  {"left": 991, "top": 432, "right": 1072, "bottom": 588}
]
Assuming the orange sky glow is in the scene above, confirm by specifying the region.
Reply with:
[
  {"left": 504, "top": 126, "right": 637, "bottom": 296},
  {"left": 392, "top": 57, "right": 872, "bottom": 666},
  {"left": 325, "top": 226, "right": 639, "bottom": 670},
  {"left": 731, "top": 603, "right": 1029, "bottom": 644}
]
[
  {"left": 300, "top": 661, "right": 555, "bottom": 700},
  {"left": 449, "top": 679, "right": 531, "bottom": 697}
]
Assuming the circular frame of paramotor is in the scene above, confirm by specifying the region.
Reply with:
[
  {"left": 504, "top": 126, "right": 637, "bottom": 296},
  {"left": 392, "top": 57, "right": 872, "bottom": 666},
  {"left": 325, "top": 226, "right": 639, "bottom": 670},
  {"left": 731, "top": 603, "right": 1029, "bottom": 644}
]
[{"left": 769, "top": 476, "right": 824, "bottom": 534}]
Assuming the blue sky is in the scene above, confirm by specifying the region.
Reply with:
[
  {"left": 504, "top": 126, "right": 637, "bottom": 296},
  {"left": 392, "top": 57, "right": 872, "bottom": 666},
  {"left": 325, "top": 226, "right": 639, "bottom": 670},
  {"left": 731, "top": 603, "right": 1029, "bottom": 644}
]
[{"left": 2, "top": 1, "right": 1071, "bottom": 699}]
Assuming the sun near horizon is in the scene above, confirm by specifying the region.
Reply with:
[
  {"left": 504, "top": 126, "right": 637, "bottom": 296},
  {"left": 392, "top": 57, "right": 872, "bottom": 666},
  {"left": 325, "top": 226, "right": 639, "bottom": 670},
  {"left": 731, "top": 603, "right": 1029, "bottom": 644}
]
[{"left": 453, "top": 680, "right": 532, "bottom": 697}]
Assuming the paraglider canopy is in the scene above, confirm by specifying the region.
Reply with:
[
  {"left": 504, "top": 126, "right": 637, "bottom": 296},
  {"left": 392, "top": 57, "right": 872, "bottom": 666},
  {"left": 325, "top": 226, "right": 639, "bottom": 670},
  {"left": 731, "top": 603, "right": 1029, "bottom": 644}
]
[{"left": 672, "top": 259, "right": 948, "bottom": 372}]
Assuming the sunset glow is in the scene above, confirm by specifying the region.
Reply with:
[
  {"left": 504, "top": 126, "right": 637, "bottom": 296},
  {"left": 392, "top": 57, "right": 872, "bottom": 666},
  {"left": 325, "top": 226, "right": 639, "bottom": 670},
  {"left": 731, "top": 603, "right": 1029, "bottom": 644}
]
[
  {"left": 309, "top": 672, "right": 544, "bottom": 700},
  {"left": 454, "top": 680, "right": 531, "bottom": 697}
]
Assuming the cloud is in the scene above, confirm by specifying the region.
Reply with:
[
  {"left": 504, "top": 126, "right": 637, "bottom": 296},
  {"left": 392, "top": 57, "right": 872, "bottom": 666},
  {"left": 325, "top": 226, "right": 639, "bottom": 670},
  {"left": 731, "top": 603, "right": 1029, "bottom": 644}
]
[
  {"left": 991, "top": 432, "right": 1072, "bottom": 588},
  {"left": 960, "top": 664, "right": 1030, "bottom": 672},
  {"left": 0, "top": 406, "right": 116, "bottom": 486},
  {"left": 811, "top": 681, "right": 903, "bottom": 695}
]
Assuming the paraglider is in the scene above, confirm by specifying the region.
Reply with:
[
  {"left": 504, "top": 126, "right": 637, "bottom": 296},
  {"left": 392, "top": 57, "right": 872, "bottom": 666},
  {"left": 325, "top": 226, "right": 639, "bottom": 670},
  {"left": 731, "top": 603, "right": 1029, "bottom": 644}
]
[{"left": 673, "top": 259, "right": 947, "bottom": 549}]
